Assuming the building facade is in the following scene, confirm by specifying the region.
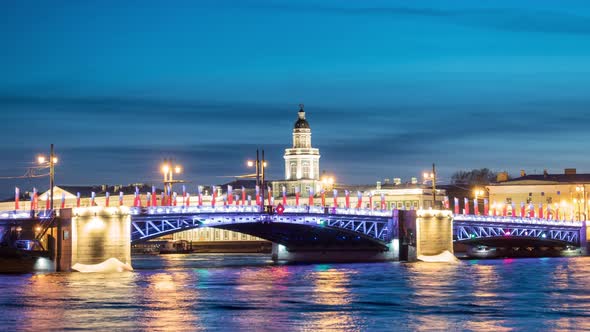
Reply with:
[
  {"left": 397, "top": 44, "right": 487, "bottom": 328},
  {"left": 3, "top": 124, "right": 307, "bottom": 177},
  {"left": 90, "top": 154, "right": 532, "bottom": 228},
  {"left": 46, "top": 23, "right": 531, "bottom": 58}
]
[
  {"left": 486, "top": 168, "right": 590, "bottom": 221},
  {"left": 272, "top": 105, "right": 322, "bottom": 196}
]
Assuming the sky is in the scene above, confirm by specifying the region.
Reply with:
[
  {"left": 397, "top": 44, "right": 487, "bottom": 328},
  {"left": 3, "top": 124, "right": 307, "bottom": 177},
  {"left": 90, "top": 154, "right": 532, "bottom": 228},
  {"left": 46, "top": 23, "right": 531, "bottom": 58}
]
[{"left": 1, "top": 0, "right": 590, "bottom": 197}]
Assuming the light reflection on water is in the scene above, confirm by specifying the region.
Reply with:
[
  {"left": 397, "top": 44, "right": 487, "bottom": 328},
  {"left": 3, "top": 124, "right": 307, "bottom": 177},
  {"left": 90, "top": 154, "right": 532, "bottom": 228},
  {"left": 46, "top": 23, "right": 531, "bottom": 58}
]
[{"left": 0, "top": 254, "right": 589, "bottom": 331}]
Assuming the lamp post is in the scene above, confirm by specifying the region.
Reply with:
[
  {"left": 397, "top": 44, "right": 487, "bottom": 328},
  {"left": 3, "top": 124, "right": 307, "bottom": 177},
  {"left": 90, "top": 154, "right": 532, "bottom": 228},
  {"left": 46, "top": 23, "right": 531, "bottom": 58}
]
[
  {"left": 37, "top": 144, "right": 58, "bottom": 210},
  {"left": 320, "top": 174, "right": 335, "bottom": 191},
  {"left": 575, "top": 185, "right": 586, "bottom": 221},
  {"left": 247, "top": 149, "right": 267, "bottom": 209},
  {"left": 474, "top": 188, "right": 484, "bottom": 215},
  {"left": 161, "top": 158, "right": 183, "bottom": 200},
  {"left": 423, "top": 163, "right": 437, "bottom": 209}
]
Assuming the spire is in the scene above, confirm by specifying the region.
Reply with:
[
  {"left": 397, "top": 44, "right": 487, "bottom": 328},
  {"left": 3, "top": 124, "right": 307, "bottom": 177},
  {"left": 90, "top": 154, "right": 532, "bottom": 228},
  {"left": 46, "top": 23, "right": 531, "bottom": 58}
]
[{"left": 298, "top": 103, "right": 305, "bottom": 119}]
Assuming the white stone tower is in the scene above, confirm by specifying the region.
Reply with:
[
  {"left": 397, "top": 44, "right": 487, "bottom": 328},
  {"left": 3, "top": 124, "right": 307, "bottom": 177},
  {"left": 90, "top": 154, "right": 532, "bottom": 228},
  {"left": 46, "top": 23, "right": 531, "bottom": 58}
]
[{"left": 284, "top": 104, "right": 320, "bottom": 181}]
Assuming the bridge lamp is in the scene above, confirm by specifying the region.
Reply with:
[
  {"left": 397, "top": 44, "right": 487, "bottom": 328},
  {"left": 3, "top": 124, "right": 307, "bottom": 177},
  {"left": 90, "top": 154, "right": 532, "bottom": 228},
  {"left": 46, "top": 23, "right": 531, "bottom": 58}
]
[
  {"left": 247, "top": 160, "right": 254, "bottom": 167},
  {"left": 37, "top": 156, "right": 46, "bottom": 164},
  {"left": 161, "top": 164, "right": 170, "bottom": 174},
  {"left": 175, "top": 166, "right": 182, "bottom": 174}
]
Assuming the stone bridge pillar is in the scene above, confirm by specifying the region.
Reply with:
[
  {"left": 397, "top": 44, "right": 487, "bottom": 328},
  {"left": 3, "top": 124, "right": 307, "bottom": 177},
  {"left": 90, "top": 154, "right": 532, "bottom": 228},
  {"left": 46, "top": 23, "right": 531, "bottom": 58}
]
[
  {"left": 56, "top": 207, "right": 132, "bottom": 272},
  {"left": 399, "top": 210, "right": 454, "bottom": 262},
  {"left": 582, "top": 220, "right": 588, "bottom": 256}
]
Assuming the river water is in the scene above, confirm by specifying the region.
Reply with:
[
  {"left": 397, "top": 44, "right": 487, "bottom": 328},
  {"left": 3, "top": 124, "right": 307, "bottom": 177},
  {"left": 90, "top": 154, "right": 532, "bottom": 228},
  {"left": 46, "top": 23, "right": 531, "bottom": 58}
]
[{"left": 1, "top": 254, "right": 589, "bottom": 331}]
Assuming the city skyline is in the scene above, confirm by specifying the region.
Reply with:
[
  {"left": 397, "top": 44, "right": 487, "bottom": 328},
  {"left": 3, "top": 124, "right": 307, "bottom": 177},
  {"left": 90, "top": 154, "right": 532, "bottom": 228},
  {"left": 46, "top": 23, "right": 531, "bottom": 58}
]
[{"left": 2, "top": 1, "right": 590, "bottom": 195}]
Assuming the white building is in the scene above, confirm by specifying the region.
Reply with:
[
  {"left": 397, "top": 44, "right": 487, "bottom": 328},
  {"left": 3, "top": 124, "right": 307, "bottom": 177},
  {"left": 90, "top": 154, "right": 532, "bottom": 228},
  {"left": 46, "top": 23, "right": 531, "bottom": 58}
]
[{"left": 273, "top": 104, "right": 322, "bottom": 195}]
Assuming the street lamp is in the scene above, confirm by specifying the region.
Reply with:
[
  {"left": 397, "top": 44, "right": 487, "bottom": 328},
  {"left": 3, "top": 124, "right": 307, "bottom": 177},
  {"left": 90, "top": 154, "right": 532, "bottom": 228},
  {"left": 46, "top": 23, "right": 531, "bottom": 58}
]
[
  {"left": 321, "top": 175, "right": 335, "bottom": 190},
  {"left": 575, "top": 185, "right": 586, "bottom": 221},
  {"left": 246, "top": 149, "right": 267, "bottom": 208},
  {"left": 423, "top": 163, "right": 437, "bottom": 208},
  {"left": 161, "top": 158, "right": 184, "bottom": 196},
  {"left": 37, "top": 144, "right": 58, "bottom": 210},
  {"left": 473, "top": 188, "right": 485, "bottom": 215}
]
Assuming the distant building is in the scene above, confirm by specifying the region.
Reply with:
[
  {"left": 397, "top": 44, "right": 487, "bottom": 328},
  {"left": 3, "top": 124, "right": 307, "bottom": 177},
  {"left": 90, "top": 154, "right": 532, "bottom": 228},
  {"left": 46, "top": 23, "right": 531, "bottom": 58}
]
[
  {"left": 272, "top": 104, "right": 322, "bottom": 196},
  {"left": 486, "top": 168, "right": 590, "bottom": 220}
]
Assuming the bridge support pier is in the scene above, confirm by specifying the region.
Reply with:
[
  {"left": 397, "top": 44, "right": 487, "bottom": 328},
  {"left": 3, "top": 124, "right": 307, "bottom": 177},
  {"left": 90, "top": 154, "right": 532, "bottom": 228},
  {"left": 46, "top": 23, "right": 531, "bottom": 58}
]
[
  {"left": 582, "top": 220, "right": 588, "bottom": 256},
  {"left": 56, "top": 207, "right": 132, "bottom": 272},
  {"left": 400, "top": 210, "right": 454, "bottom": 262}
]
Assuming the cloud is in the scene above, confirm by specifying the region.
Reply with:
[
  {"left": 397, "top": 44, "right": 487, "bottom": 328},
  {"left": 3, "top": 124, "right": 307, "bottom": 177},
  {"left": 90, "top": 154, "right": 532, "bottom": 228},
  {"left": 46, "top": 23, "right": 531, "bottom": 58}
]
[{"left": 253, "top": 3, "right": 590, "bottom": 35}]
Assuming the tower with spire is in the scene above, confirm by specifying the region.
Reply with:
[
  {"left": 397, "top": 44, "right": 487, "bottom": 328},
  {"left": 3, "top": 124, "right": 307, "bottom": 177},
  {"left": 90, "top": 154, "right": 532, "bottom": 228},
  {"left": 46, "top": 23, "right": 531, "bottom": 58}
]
[{"left": 272, "top": 104, "right": 322, "bottom": 196}]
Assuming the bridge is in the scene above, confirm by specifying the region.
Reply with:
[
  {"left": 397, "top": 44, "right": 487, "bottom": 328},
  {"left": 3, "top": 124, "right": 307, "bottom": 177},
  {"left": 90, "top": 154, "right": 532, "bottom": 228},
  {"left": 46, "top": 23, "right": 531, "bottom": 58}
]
[{"left": 0, "top": 206, "right": 587, "bottom": 270}]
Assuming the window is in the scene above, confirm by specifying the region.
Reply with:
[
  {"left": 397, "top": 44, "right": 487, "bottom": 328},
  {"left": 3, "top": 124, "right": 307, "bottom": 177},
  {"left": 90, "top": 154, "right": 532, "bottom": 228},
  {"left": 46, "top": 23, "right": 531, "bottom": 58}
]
[
  {"left": 302, "top": 162, "right": 310, "bottom": 179},
  {"left": 290, "top": 163, "right": 297, "bottom": 179}
]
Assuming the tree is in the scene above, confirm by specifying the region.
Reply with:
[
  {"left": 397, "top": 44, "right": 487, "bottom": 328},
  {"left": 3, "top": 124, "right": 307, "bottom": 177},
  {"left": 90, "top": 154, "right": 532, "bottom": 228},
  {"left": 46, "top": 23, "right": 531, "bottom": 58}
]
[{"left": 451, "top": 168, "right": 497, "bottom": 185}]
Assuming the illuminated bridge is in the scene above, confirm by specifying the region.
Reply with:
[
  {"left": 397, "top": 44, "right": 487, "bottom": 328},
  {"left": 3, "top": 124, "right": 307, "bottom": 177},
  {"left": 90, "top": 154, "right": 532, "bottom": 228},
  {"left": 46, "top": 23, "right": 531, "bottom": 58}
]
[
  {"left": 453, "top": 214, "right": 584, "bottom": 247},
  {"left": 129, "top": 206, "right": 397, "bottom": 252}
]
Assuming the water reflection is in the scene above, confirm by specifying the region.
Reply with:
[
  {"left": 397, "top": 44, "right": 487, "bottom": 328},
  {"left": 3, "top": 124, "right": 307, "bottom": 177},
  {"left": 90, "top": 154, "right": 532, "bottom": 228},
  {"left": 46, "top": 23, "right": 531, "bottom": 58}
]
[
  {"left": 141, "top": 272, "right": 199, "bottom": 331},
  {"left": 1, "top": 255, "right": 590, "bottom": 331}
]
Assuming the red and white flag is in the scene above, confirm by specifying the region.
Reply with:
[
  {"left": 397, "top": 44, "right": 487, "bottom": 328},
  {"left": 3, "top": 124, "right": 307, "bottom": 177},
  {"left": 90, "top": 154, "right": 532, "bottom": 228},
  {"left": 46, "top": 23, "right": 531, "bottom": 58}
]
[
  {"left": 529, "top": 202, "right": 534, "bottom": 218},
  {"left": 173, "top": 192, "right": 177, "bottom": 206},
  {"left": 473, "top": 198, "right": 479, "bottom": 215},
  {"left": 368, "top": 192, "right": 373, "bottom": 210},
  {"left": 45, "top": 193, "right": 50, "bottom": 210},
  {"left": 464, "top": 197, "right": 470, "bottom": 214},
  {"left": 198, "top": 186, "right": 203, "bottom": 206},
  {"left": 105, "top": 192, "right": 110, "bottom": 207},
  {"left": 443, "top": 196, "right": 449, "bottom": 209},
  {"left": 186, "top": 193, "right": 191, "bottom": 207},
  {"left": 182, "top": 185, "right": 187, "bottom": 206},
  {"left": 241, "top": 186, "right": 246, "bottom": 206},
  {"left": 267, "top": 186, "right": 272, "bottom": 206},
  {"left": 212, "top": 185, "right": 217, "bottom": 206},
  {"left": 134, "top": 187, "right": 140, "bottom": 207},
  {"left": 14, "top": 187, "right": 19, "bottom": 210},
  {"left": 61, "top": 192, "right": 66, "bottom": 209},
  {"left": 502, "top": 203, "right": 507, "bottom": 217},
  {"left": 484, "top": 198, "right": 489, "bottom": 215},
  {"left": 295, "top": 187, "right": 300, "bottom": 206},
  {"left": 152, "top": 186, "right": 157, "bottom": 206},
  {"left": 227, "top": 185, "right": 233, "bottom": 205},
  {"left": 282, "top": 186, "right": 287, "bottom": 206},
  {"left": 76, "top": 192, "right": 81, "bottom": 208},
  {"left": 146, "top": 192, "right": 151, "bottom": 207},
  {"left": 255, "top": 185, "right": 260, "bottom": 206},
  {"left": 91, "top": 192, "right": 96, "bottom": 206},
  {"left": 345, "top": 190, "right": 350, "bottom": 209},
  {"left": 119, "top": 192, "right": 124, "bottom": 206},
  {"left": 454, "top": 197, "right": 459, "bottom": 214},
  {"left": 32, "top": 188, "right": 38, "bottom": 210},
  {"left": 380, "top": 193, "right": 385, "bottom": 210},
  {"left": 520, "top": 202, "right": 525, "bottom": 217},
  {"left": 538, "top": 203, "right": 543, "bottom": 219},
  {"left": 357, "top": 191, "right": 362, "bottom": 209},
  {"left": 333, "top": 189, "right": 338, "bottom": 208},
  {"left": 309, "top": 187, "right": 314, "bottom": 206},
  {"left": 234, "top": 194, "right": 239, "bottom": 206}
]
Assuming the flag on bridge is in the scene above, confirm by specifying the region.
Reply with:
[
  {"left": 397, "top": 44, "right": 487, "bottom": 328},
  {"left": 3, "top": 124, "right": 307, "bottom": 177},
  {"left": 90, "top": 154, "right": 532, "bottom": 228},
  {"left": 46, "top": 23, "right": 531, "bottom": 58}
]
[
  {"left": 443, "top": 196, "right": 449, "bottom": 209},
  {"left": 212, "top": 185, "right": 217, "bottom": 206},
  {"left": 320, "top": 189, "right": 325, "bottom": 207},
  {"left": 14, "top": 187, "right": 19, "bottom": 210},
  {"left": 76, "top": 192, "right": 81, "bottom": 208},
  {"left": 380, "top": 193, "right": 386, "bottom": 210},
  {"left": 454, "top": 197, "right": 459, "bottom": 214},
  {"left": 134, "top": 187, "right": 140, "bottom": 207},
  {"left": 247, "top": 195, "right": 252, "bottom": 206},
  {"left": 309, "top": 187, "right": 314, "bottom": 207},
  {"left": 345, "top": 190, "right": 350, "bottom": 209},
  {"left": 529, "top": 202, "right": 534, "bottom": 218},
  {"left": 186, "top": 193, "right": 191, "bottom": 207},
  {"left": 146, "top": 192, "right": 151, "bottom": 207},
  {"left": 105, "top": 192, "right": 110, "bottom": 207},
  {"left": 464, "top": 197, "right": 470, "bottom": 214},
  {"left": 198, "top": 186, "right": 203, "bottom": 206},
  {"left": 119, "top": 192, "right": 124, "bottom": 206},
  {"left": 502, "top": 203, "right": 507, "bottom": 217},
  {"left": 295, "top": 186, "right": 300, "bottom": 206},
  {"left": 282, "top": 186, "right": 287, "bottom": 206},
  {"left": 32, "top": 188, "right": 38, "bottom": 210},
  {"left": 539, "top": 203, "right": 543, "bottom": 219},
  {"left": 151, "top": 186, "right": 157, "bottom": 206},
  {"left": 241, "top": 186, "right": 246, "bottom": 206},
  {"left": 483, "top": 198, "right": 489, "bottom": 216},
  {"left": 267, "top": 186, "right": 272, "bottom": 206},
  {"left": 368, "top": 192, "right": 373, "bottom": 210},
  {"left": 357, "top": 191, "right": 362, "bottom": 209},
  {"left": 333, "top": 189, "right": 338, "bottom": 208},
  {"left": 61, "top": 192, "right": 66, "bottom": 209},
  {"left": 227, "top": 185, "right": 233, "bottom": 205},
  {"left": 255, "top": 185, "right": 260, "bottom": 206},
  {"left": 45, "top": 193, "right": 50, "bottom": 210}
]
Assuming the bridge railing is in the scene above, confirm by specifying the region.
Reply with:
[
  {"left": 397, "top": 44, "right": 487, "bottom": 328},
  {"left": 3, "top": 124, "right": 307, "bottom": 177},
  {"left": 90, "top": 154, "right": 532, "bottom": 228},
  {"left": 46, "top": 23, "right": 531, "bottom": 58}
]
[
  {"left": 453, "top": 214, "right": 583, "bottom": 227},
  {"left": 0, "top": 210, "right": 55, "bottom": 220},
  {"left": 127, "top": 205, "right": 394, "bottom": 217}
]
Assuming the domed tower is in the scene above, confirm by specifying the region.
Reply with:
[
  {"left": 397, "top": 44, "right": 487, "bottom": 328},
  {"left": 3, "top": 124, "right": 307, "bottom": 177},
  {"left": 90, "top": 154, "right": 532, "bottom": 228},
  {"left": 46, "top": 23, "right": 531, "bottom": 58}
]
[{"left": 284, "top": 104, "right": 320, "bottom": 181}]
